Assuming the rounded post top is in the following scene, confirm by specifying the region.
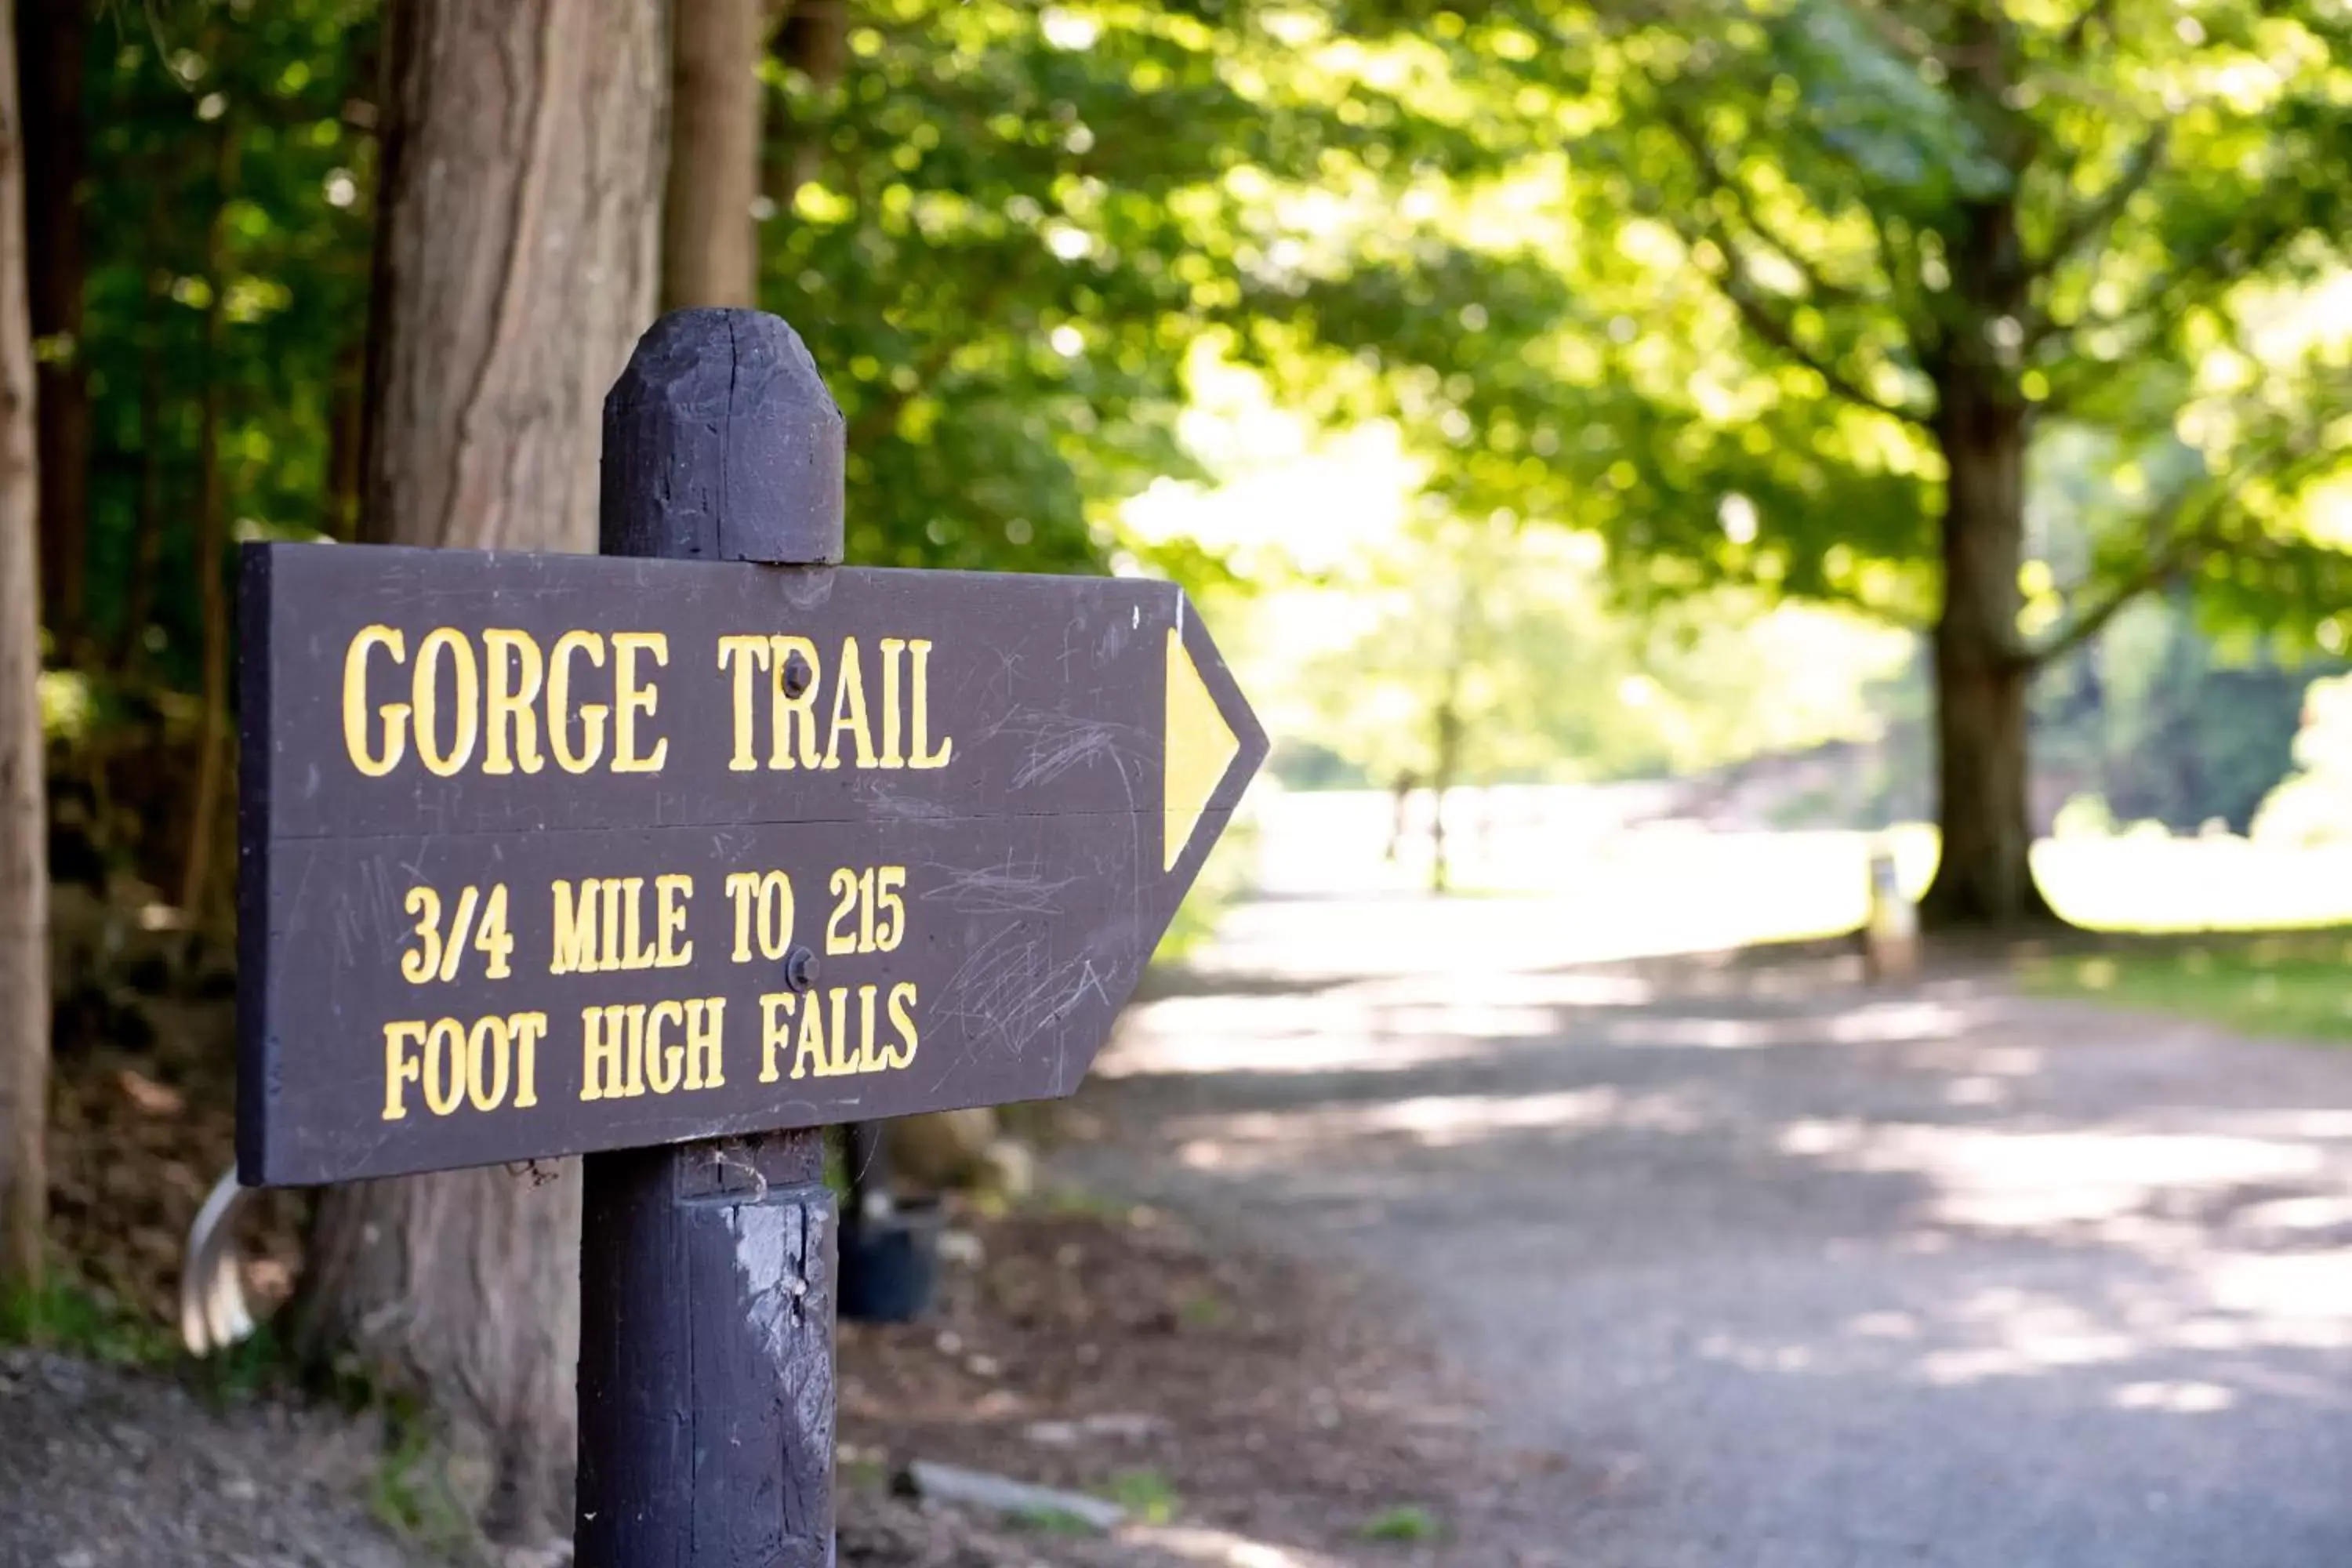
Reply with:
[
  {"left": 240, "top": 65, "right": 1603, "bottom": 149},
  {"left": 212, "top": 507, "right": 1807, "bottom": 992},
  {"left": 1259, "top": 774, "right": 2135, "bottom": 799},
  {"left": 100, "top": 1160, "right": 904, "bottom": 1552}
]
[{"left": 601, "top": 309, "right": 847, "bottom": 566}]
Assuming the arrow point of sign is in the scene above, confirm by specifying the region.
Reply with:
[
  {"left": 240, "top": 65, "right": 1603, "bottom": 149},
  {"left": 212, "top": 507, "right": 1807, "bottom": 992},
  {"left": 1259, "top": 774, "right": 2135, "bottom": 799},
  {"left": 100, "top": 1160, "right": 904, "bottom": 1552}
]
[{"left": 1164, "top": 626, "right": 1243, "bottom": 872}]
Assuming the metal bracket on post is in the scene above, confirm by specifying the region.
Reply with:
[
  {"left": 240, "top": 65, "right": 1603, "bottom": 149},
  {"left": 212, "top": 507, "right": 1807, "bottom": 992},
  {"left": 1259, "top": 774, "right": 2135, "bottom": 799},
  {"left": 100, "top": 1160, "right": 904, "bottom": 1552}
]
[{"left": 576, "top": 308, "right": 846, "bottom": 1568}]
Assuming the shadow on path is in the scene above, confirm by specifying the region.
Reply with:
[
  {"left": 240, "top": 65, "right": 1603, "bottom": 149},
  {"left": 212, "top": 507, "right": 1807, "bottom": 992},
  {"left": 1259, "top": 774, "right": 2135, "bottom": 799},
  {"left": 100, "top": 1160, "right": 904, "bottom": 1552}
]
[{"left": 1067, "top": 900, "right": 2352, "bottom": 1568}]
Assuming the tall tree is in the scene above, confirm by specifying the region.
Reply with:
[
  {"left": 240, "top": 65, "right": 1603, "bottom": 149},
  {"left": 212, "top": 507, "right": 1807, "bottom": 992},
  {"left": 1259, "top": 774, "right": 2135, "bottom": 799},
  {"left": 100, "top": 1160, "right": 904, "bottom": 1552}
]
[
  {"left": 1643, "top": 1, "right": 2350, "bottom": 923},
  {"left": 0, "top": 0, "right": 47, "bottom": 1295},
  {"left": 1300, "top": 0, "right": 2352, "bottom": 924},
  {"left": 16, "top": 0, "right": 83, "bottom": 650},
  {"left": 665, "top": 0, "right": 764, "bottom": 309},
  {"left": 296, "top": 0, "right": 663, "bottom": 1543}
]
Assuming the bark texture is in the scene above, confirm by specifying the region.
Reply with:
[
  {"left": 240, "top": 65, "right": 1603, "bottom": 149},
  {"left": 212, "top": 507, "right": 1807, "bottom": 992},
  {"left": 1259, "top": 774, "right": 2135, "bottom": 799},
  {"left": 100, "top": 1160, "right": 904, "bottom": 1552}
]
[
  {"left": 0, "top": 0, "right": 50, "bottom": 1294},
  {"left": 303, "top": 1166, "right": 587, "bottom": 1537},
  {"left": 306, "top": 0, "right": 664, "bottom": 1543},
  {"left": 1918, "top": 156, "right": 2055, "bottom": 927},
  {"left": 359, "top": 0, "right": 665, "bottom": 554},
  {"left": 179, "top": 118, "right": 239, "bottom": 926},
  {"left": 16, "top": 0, "right": 82, "bottom": 646},
  {"left": 664, "top": 0, "right": 764, "bottom": 310},
  {"left": 1923, "top": 379, "right": 2052, "bottom": 926}
]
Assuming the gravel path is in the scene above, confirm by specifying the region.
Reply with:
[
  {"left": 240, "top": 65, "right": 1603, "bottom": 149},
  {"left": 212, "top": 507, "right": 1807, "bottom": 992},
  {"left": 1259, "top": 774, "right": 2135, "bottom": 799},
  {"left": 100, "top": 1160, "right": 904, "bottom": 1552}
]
[
  {"left": 1069, "top": 891, "right": 2352, "bottom": 1567},
  {"left": 0, "top": 1351, "right": 440, "bottom": 1568}
]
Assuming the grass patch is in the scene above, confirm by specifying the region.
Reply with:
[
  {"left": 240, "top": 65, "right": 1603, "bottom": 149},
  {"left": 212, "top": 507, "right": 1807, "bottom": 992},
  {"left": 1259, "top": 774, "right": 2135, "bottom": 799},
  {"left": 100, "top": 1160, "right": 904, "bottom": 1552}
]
[
  {"left": 1357, "top": 1503, "right": 1443, "bottom": 1543},
  {"left": 1009, "top": 1504, "right": 1105, "bottom": 1535},
  {"left": 0, "top": 1275, "right": 177, "bottom": 1365},
  {"left": 185, "top": 1322, "right": 301, "bottom": 1408},
  {"left": 365, "top": 1406, "right": 478, "bottom": 1558},
  {"left": 1176, "top": 1287, "right": 1227, "bottom": 1330},
  {"left": 2020, "top": 930, "right": 2352, "bottom": 1043},
  {"left": 1102, "top": 1467, "right": 1181, "bottom": 1525}
]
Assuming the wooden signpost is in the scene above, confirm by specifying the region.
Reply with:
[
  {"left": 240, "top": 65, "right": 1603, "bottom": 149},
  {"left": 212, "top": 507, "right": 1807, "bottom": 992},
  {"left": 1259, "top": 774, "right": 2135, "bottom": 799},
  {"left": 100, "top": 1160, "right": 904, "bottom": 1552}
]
[{"left": 236, "top": 309, "right": 1265, "bottom": 1565}]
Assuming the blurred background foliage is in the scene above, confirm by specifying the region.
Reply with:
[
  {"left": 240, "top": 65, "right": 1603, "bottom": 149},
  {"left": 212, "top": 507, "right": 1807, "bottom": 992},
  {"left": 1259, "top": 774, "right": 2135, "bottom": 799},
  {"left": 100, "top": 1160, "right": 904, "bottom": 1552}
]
[{"left": 25, "top": 0, "right": 2352, "bottom": 946}]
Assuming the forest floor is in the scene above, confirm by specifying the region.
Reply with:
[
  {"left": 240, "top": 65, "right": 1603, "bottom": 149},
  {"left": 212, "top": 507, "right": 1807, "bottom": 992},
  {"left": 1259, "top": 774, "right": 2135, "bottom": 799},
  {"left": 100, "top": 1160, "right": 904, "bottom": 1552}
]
[{"left": 0, "top": 1199, "right": 1566, "bottom": 1568}]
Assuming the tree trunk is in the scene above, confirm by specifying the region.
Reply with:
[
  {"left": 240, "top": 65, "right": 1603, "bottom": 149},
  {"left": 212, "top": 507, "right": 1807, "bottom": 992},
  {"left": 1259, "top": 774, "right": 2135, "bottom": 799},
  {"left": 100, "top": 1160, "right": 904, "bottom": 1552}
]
[
  {"left": 357, "top": 0, "right": 662, "bottom": 554},
  {"left": 664, "top": 0, "right": 763, "bottom": 309},
  {"left": 764, "top": 0, "right": 848, "bottom": 212},
  {"left": 113, "top": 151, "right": 173, "bottom": 673},
  {"left": 321, "top": 334, "right": 365, "bottom": 541},
  {"left": 303, "top": 0, "right": 663, "bottom": 1546},
  {"left": 1919, "top": 375, "right": 2055, "bottom": 927},
  {"left": 179, "top": 117, "right": 238, "bottom": 927},
  {"left": 0, "top": 0, "right": 50, "bottom": 1296},
  {"left": 16, "top": 0, "right": 83, "bottom": 652}
]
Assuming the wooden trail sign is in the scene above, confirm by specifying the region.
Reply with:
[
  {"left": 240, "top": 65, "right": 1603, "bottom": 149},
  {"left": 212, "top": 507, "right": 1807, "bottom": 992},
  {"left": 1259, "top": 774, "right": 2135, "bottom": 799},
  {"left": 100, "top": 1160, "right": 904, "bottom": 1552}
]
[
  {"left": 238, "top": 527, "right": 1263, "bottom": 1186},
  {"left": 238, "top": 309, "right": 1265, "bottom": 1566}
]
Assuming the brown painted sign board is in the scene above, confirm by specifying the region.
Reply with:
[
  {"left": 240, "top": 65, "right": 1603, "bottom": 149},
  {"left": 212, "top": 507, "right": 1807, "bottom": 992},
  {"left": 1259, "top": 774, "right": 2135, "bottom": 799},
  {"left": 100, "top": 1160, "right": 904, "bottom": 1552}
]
[{"left": 237, "top": 542, "right": 1265, "bottom": 1186}]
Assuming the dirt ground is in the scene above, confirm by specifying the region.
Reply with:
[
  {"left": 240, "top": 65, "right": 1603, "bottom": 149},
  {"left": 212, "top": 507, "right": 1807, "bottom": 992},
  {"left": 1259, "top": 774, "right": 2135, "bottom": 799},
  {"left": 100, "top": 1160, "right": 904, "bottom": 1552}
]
[
  {"left": 835, "top": 1200, "right": 1580, "bottom": 1565},
  {"left": 6, "top": 1023, "right": 1574, "bottom": 1567}
]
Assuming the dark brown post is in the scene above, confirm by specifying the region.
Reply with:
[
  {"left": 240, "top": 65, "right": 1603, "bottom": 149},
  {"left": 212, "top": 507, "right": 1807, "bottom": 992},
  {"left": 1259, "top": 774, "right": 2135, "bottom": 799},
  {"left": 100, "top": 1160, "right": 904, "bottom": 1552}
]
[{"left": 577, "top": 308, "right": 845, "bottom": 1567}]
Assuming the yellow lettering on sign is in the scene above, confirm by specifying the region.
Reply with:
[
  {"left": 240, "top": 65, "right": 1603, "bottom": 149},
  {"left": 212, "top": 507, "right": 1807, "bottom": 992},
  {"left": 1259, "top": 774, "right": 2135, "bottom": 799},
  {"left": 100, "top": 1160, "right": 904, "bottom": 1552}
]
[
  {"left": 580, "top": 1003, "right": 641, "bottom": 1101},
  {"left": 551, "top": 880, "right": 601, "bottom": 975},
  {"left": 548, "top": 631, "right": 608, "bottom": 773},
  {"left": 759, "top": 993, "right": 796, "bottom": 1083},
  {"left": 908, "top": 638, "right": 953, "bottom": 768},
  {"left": 754, "top": 987, "right": 916, "bottom": 1082},
  {"left": 644, "top": 1000, "right": 686, "bottom": 1095},
  {"left": 421, "top": 1017, "right": 467, "bottom": 1116},
  {"left": 827, "top": 985, "right": 853, "bottom": 1076},
  {"left": 655, "top": 874, "right": 694, "bottom": 968},
  {"left": 877, "top": 638, "right": 907, "bottom": 768},
  {"left": 792, "top": 989, "right": 829, "bottom": 1080},
  {"left": 885, "top": 982, "right": 919, "bottom": 1070},
  {"left": 758, "top": 871, "right": 793, "bottom": 956},
  {"left": 770, "top": 635, "right": 822, "bottom": 769},
  {"left": 343, "top": 626, "right": 409, "bottom": 777},
  {"left": 382, "top": 1020, "right": 426, "bottom": 1119},
  {"left": 550, "top": 876, "right": 683, "bottom": 973},
  {"left": 580, "top": 997, "right": 723, "bottom": 1101},
  {"left": 465, "top": 1014, "right": 510, "bottom": 1111},
  {"left": 726, "top": 870, "right": 795, "bottom": 961},
  {"left": 619, "top": 877, "right": 658, "bottom": 971},
  {"left": 726, "top": 873, "right": 759, "bottom": 961},
  {"left": 611, "top": 632, "right": 670, "bottom": 773},
  {"left": 823, "top": 637, "right": 877, "bottom": 769},
  {"left": 411, "top": 628, "right": 481, "bottom": 778},
  {"left": 682, "top": 998, "right": 725, "bottom": 1090},
  {"left": 854, "top": 985, "right": 883, "bottom": 1073},
  {"left": 715, "top": 632, "right": 949, "bottom": 771},
  {"left": 333, "top": 625, "right": 713, "bottom": 779},
  {"left": 383, "top": 1011, "right": 546, "bottom": 1120},
  {"left": 481, "top": 629, "right": 546, "bottom": 775},
  {"left": 510, "top": 1012, "right": 547, "bottom": 1108},
  {"left": 717, "top": 636, "right": 771, "bottom": 771},
  {"left": 600, "top": 879, "right": 628, "bottom": 970}
]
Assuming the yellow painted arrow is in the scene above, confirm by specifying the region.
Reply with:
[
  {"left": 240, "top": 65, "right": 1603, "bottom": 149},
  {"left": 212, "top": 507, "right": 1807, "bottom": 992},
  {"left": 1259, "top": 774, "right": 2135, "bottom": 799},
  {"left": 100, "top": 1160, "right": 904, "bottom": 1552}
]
[{"left": 1163, "top": 626, "right": 1241, "bottom": 871}]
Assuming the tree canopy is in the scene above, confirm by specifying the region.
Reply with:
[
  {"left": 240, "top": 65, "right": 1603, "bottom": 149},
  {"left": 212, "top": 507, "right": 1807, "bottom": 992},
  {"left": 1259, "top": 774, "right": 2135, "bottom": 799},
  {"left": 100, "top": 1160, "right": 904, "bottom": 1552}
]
[
  {"left": 1291, "top": 0, "right": 2352, "bottom": 633},
  {"left": 32, "top": 0, "right": 2352, "bottom": 923}
]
